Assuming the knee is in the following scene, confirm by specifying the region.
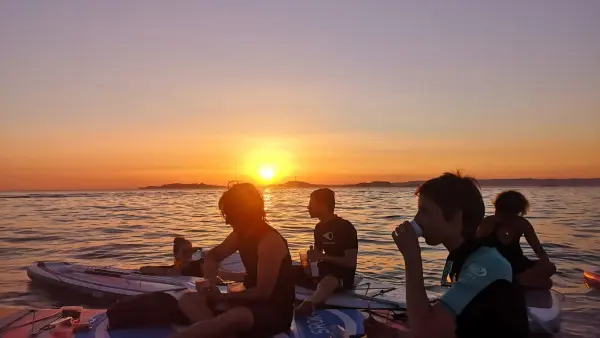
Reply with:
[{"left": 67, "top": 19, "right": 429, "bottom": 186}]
[
  {"left": 322, "top": 275, "right": 339, "bottom": 284},
  {"left": 320, "top": 275, "right": 341, "bottom": 289},
  {"left": 178, "top": 292, "right": 205, "bottom": 310},
  {"left": 220, "top": 307, "right": 254, "bottom": 330},
  {"left": 540, "top": 261, "right": 557, "bottom": 276}
]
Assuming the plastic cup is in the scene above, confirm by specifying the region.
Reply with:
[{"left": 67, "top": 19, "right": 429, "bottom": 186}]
[
  {"left": 227, "top": 282, "right": 246, "bottom": 293},
  {"left": 410, "top": 220, "right": 423, "bottom": 237},
  {"left": 299, "top": 252, "right": 309, "bottom": 268}
]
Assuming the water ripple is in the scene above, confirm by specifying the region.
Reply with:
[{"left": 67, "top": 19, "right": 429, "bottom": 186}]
[{"left": 0, "top": 187, "right": 598, "bottom": 337}]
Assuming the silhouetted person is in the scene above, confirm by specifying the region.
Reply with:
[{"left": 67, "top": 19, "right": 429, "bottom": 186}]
[
  {"left": 365, "top": 173, "right": 528, "bottom": 338},
  {"left": 295, "top": 188, "right": 358, "bottom": 317},
  {"left": 139, "top": 237, "right": 203, "bottom": 276},
  {"left": 477, "top": 190, "right": 556, "bottom": 289},
  {"left": 174, "top": 183, "right": 294, "bottom": 338}
]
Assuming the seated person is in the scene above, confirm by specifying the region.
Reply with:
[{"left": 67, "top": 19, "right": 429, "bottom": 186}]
[
  {"left": 295, "top": 188, "right": 358, "bottom": 316},
  {"left": 139, "top": 237, "right": 203, "bottom": 277},
  {"left": 365, "top": 173, "right": 529, "bottom": 338},
  {"left": 173, "top": 183, "right": 295, "bottom": 338},
  {"left": 477, "top": 190, "right": 556, "bottom": 289}
]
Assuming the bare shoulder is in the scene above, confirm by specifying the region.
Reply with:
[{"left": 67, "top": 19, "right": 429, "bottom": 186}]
[
  {"left": 517, "top": 216, "right": 534, "bottom": 230},
  {"left": 258, "top": 231, "right": 287, "bottom": 254},
  {"left": 480, "top": 214, "right": 500, "bottom": 225}
]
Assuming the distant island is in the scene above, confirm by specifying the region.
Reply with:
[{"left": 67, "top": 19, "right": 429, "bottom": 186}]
[
  {"left": 140, "top": 183, "right": 224, "bottom": 190},
  {"left": 265, "top": 179, "right": 600, "bottom": 188},
  {"left": 140, "top": 178, "right": 600, "bottom": 190}
]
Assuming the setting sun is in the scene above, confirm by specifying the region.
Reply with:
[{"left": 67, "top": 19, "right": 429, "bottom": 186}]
[
  {"left": 259, "top": 166, "right": 276, "bottom": 182},
  {"left": 242, "top": 145, "right": 294, "bottom": 184}
]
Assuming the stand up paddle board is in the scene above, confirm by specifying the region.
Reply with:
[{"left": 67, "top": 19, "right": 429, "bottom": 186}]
[
  {"left": 525, "top": 289, "right": 563, "bottom": 334},
  {"left": 26, "top": 252, "right": 244, "bottom": 300},
  {"left": 0, "top": 307, "right": 366, "bottom": 338},
  {"left": 584, "top": 268, "right": 600, "bottom": 289},
  {"left": 27, "top": 254, "right": 562, "bottom": 334},
  {"left": 28, "top": 254, "right": 403, "bottom": 310}
]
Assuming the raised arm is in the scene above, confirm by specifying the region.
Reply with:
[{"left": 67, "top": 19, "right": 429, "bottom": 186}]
[
  {"left": 521, "top": 218, "right": 549, "bottom": 261},
  {"left": 203, "top": 231, "right": 239, "bottom": 285}
]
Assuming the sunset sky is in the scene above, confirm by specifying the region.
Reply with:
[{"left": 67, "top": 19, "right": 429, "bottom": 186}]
[{"left": 1, "top": 1, "right": 599, "bottom": 191}]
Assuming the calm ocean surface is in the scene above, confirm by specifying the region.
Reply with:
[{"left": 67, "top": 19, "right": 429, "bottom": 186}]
[{"left": 1, "top": 187, "right": 599, "bottom": 337}]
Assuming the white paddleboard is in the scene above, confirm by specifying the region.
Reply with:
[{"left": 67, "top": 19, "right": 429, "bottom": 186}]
[
  {"left": 27, "top": 252, "right": 401, "bottom": 310},
  {"left": 26, "top": 252, "right": 246, "bottom": 299},
  {"left": 525, "top": 289, "right": 563, "bottom": 334}
]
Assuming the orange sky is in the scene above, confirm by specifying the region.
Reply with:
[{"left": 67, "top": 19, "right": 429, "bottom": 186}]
[
  {"left": 1, "top": 131, "right": 598, "bottom": 191},
  {"left": 1, "top": 2, "right": 599, "bottom": 191}
]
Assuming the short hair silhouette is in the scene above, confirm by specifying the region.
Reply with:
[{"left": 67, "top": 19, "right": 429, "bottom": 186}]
[
  {"left": 416, "top": 172, "right": 485, "bottom": 239},
  {"left": 218, "top": 182, "right": 267, "bottom": 222},
  {"left": 311, "top": 188, "right": 335, "bottom": 212},
  {"left": 494, "top": 190, "right": 530, "bottom": 216}
]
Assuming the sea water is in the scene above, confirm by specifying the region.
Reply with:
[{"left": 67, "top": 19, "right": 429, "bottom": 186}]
[{"left": 0, "top": 187, "right": 599, "bottom": 337}]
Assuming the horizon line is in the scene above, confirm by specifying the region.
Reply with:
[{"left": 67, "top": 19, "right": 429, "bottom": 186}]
[{"left": 2, "top": 176, "right": 600, "bottom": 192}]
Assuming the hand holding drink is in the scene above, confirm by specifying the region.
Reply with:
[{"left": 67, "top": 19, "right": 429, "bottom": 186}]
[
  {"left": 391, "top": 220, "right": 422, "bottom": 259},
  {"left": 299, "top": 251, "right": 309, "bottom": 270},
  {"left": 195, "top": 279, "right": 216, "bottom": 293},
  {"left": 307, "top": 245, "right": 321, "bottom": 262},
  {"left": 299, "top": 247, "right": 319, "bottom": 277}
]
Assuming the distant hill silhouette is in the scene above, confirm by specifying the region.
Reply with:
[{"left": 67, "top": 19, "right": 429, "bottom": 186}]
[
  {"left": 266, "top": 180, "right": 323, "bottom": 188},
  {"left": 471, "top": 178, "right": 600, "bottom": 187},
  {"left": 269, "top": 178, "right": 600, "bottom": 188},
  {"left": 140, "top": 178, "right": 600, "bottom": 190},
  {"left": 140, "top": 183, "right": 224, "bottom": 190}
]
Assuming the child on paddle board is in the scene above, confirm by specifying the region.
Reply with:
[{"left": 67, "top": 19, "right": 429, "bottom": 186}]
[
  {"left": 477, "top": 190, "right": 556, "bottom": 289},
  {"left": 295, "top": 188, "right": 359, "bottom": 316},
  {"left": 139, "top": 237, "right": 203, "bottom": 277}
]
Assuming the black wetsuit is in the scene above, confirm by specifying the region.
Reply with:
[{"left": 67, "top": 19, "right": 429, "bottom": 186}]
[
  {"left": 481, "top": 234, "right": 535, "bottom": 276},
  {"left": 314, "top": 216, "right": 358, "bottom": 289},
  {"left": 440, "top": 241, "right": 529, "bottom": 338},
  {"left": 235, "top": 225, "right": 295, "bottom": 338}
]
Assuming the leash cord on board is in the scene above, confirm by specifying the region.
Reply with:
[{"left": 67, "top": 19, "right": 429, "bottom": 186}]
[{"left": 0, "top": 310, "right": 61, "bottom": 334}]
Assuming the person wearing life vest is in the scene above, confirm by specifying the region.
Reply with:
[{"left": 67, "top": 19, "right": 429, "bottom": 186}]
[{"left": 364, "top": 172, "right": 529, "bottom": 338}]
